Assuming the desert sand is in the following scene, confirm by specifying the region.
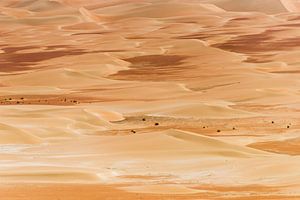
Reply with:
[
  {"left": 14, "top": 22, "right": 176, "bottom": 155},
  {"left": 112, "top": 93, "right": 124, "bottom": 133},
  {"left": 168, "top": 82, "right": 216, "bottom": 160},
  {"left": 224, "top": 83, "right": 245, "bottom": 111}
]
[{"left": 0, "top": 0, "right": 300, "bottom": 199}]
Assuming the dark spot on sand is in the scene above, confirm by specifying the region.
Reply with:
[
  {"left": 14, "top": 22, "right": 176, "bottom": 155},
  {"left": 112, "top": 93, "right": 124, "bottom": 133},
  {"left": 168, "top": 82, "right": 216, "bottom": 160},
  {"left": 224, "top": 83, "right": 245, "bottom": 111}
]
[
  {"left": 110, "top": 55, "right": 188, "bottom": 81},
  {"left": 0, "top": 47, "right": 86, "bottom": 72}
]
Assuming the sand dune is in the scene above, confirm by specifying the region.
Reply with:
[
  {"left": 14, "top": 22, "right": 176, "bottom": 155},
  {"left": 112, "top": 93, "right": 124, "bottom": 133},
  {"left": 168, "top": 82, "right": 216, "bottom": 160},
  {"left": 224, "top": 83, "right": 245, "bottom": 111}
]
[
  {"left": 0, "top": 170, "right": 100, "bottom": 183},
  {"left": 0, "top": 0, "right": 299, "bottom": 199},
  {"left": 116, "top": 2, "right": 225, "bottom": 18},
  {"left": 163, "top": 129, "right": 267, "bottom": 156},
  {"left": 2, "top": 68, "right": 119, "bottom": 87},
  {"left": 0, "top": 6, "right": 33, "bottom": 18},
  {"left": 79, "top": 7, "right": 103, "bottom": 23},
  {"left": 8, "top": 0, "right": 63, "bottom": 12},
  {"left": 23, "top": 129, "right": 266, "bottom": 157},
  {"left": 0, "top": 123, "right": 41, "bottom": 144},
  {"left": 281, "top": 0, "right": 300, "bottom": 12},
  {"left": 152, "top": 103, "right": 256, "bottom": 119},
  {"left": 201, "top": 0, "right": 288, "bottom": 14}
]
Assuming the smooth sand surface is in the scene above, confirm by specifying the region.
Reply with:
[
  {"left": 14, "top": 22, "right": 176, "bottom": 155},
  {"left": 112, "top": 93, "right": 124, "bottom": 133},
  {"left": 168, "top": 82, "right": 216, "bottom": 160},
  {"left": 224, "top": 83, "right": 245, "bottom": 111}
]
[{"left": 0, "top": 0, "right": 300, "bottom": 199}]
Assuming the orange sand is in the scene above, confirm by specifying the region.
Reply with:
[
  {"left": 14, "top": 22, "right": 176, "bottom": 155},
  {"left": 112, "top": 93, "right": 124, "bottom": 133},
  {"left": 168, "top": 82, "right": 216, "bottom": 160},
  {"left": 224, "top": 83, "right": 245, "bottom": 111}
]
[{"left": 0, "top": 0, "right": 300, "bottom": 199}]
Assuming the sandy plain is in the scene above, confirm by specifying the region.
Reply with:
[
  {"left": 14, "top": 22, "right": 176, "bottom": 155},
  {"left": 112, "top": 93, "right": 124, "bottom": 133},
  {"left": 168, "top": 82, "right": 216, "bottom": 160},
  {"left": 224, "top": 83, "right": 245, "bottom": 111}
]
[{"left": 0, "top": 0, "right": 300, "bottom": 199}]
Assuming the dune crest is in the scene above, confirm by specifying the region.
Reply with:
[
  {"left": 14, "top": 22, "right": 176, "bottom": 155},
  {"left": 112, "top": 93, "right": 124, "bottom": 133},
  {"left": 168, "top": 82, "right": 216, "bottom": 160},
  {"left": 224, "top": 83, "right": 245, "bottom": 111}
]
[
  {"left": 79, "top": 7, "right": 106, "bottom": 23},
  {"left": 281, "top": 0, "right": 300, "bottom": 12}
]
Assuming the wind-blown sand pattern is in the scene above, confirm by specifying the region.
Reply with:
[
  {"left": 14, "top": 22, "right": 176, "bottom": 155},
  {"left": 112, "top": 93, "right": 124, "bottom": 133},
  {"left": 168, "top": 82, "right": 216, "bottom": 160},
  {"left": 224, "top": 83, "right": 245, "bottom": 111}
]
[{"left": 0, "top": 0, "right": 300, "bottom": 199}]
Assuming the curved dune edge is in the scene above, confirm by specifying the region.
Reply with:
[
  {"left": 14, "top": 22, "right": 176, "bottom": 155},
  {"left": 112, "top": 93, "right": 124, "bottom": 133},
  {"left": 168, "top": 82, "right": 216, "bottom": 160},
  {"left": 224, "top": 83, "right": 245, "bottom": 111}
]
[
  {"left": 208, "top": 0, "right": 288, "bottom": 14},
  {"left": 162, "top": 129, "right": 269, "bottom": 156},
  {"left": 0, "top": 123, "right": 41, "bottom": 144},
  {"left": 280, "top": 0, "right": 300, "bottom": 12},
  {"left": 151, "top": 103, "right": 257, "bottom": 119}
]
